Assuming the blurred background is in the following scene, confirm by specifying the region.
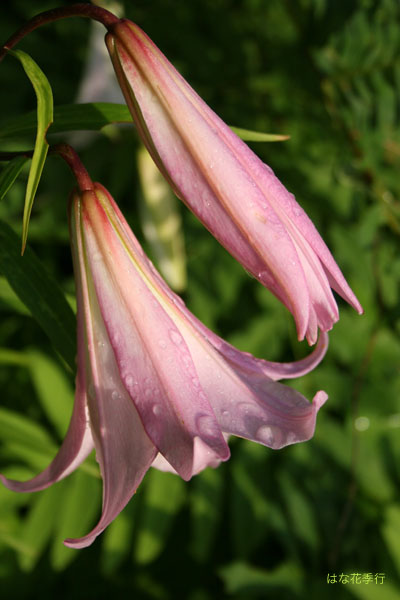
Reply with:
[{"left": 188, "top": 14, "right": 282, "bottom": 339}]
[{"left": 0, "top": 0, "right": 399, "bottom": 598}]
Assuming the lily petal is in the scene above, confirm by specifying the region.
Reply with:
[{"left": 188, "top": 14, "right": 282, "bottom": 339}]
[
  {"left": 88, "top": 185, "right": 328, "bottom": 453},
  {"left": 80, "top": 187, "right": 230, "bottom": 481},
  {"left": 105, "top": 19, "right": 363, "bottom": 342},
  {"left": 0, "top": 368, "right": 93, "bottom": 493}
]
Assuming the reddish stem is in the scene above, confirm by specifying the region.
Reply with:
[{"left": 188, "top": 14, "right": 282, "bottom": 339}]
[
  {"left": 50, "top": 143, "right": 93, "bottom": 192},
  {"left": 0, "top": 145, "right": 94, "bottom": 191},
  {"left": 0, "top": 3, "right": 119, "bottom": 62}
]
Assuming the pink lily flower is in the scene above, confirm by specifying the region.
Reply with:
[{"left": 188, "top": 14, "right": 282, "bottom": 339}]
[
  {"left": 105, "top": 20, "right": 362, "bottom": 344},
  {"left": 1, "top": 182, "right": 328, "bottom": 549}
]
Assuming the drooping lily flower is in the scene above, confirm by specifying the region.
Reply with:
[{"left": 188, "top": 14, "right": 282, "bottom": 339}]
[
  {"left": 1, "top": 180, "right": 328, "bottom": 549},
  {"left": 105, "top": 19, "right": 363, "bottom": 344}
]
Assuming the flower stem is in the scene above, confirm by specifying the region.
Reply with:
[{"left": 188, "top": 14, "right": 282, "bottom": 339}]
[
  {"left": 50, "top": 143, "right": 93, "bottom": 192},
  {"left": 0, "top": 145, "right": 93, "bottom": 191},
  {"left": 0, "top": 3, "right": 119, "bottom": 62}
]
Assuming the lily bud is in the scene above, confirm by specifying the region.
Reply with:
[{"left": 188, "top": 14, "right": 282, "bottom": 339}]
[{"left": 105, "top": 20, "right": 362, "bottom": 344}]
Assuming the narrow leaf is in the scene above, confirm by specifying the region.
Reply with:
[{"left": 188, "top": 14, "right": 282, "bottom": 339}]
[
  {"left": 8, "top": 49, "right": 53, "bottom": 252},
  {"left": 50, "top": 472, "right": 101, "bottom": 570},
  {"left": 27, "top": 351, "right": 74, "bottom": 438},
  {"left": 0, "top": 219, "right": 76, "bottom": 370},
  {"left": 0, "top": 156, "right": 29, "bottom": 201},
  {"left": 0, "top": 103, "right": 131, "bottom": 139},
  {"left": 0, "top": 407, "right": 57, "bottom": 460},
  {"left": 17, "top": 484, "right": 61, "bottom": 571},
  {"left": 134, "top": 470, "right": 185, "bottom": 564},
  {"left": 0, "top": 102, "right": 288, "bottom": 143},
  {"left": 230, "top": 126, "right": 290, "bottom": 142},
  {"left": 189, "top": 467, "right": 223, "bottom": 562}
]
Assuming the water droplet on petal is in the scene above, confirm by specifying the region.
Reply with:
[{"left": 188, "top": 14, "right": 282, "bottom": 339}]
[
  {"left": 111, "top": 391, "right": 119, "bottom": 401},
  {"left": 256, "top": 425, "right": 281, "bottom": 446},
  {"left": 169, "top": 330, "right": 183, "bottom": 345},
  {"left": 237, "top": 402, "right": 252, "bottom": 415},
  {"left": 196, "top": 414, "right": 219, "bottom": 438},
  {"left": 284, "top": 431, "right": 298, "bottom": 444},
  {"left": 152, "top": 404, "right": 162, "bottom": 416},
  {"left": 158, "top": 340, "right": 167, "bottom": 349}
]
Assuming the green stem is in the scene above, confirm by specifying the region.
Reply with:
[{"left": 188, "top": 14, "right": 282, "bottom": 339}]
[{"left": 0, "top": 3, "right": 119, "bottom": 62}]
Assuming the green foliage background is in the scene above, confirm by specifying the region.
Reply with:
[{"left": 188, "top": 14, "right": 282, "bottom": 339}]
[{"left": 0, "top": 0, "right": 400, "bottom": 598}]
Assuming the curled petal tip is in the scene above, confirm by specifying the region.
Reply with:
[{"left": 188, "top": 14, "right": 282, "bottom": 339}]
[{"left": 313, "top": 390, "right": 329, "bottom": 411}]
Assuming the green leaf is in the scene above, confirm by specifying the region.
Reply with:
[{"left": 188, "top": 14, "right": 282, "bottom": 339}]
[
  {"left": 230, "top": 126, "right": 290, "bottom": 142},
  {"left": 102, "top": 502, "right": 136, "bottom": 575},
  {"left": 382, "top": 504, "right": 400, "bottom": 574},
  {"left": 0, "top": 156, "right": 29, "bottom": 201},
  {"left": 17, "top": 484, "right": 62, "bottom": 571},
  {"left": 0, "top": 276, "right": 30, "bottom": 315},
  {"left": 189, "top": 467, "right": 223, "bottom": 562},
  {"left": 230, "top": 442, "right": 271, "bottom": 558},
  {"left": 8, "top": 49, "right": 53, "bottom": 252},
  {"left": 0, "top": 103, "right": 132, "bottom": 139},
  {"left": 0, "top": 347, "right": 29, "bottom": 366},
  {"left": 219, "top": 561, "right": 303, "bottom": 595},
  {"left": 0, "top": 219, "right": 76, "bottom": 371},
  {"left": 50, "top": 472, "right": 101, "bottom": 571},
  {"left": 278, "top": 472, "right": 319, "bottom": 551},
  {"left": 0, "top": 102, "right": 288, "bottom": 143},
  {"left": 0, "top": 407, "right": 56, "bottom": 456},
  {"left": 133, "top": 470, "right": 185, "bottom": 564},
  {"left": 27, "top": 351, "right": 74, "bottom": 438}
]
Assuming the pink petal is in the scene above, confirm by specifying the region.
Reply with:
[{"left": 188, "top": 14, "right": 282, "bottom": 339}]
[
  {"left": 65, "top": 197, "right": 157, "bottom": 548},
  {"left": 0, "top": 366, "right": 93, "bottom": 493},
  {"left": 159, "top": 308, "right": 328, "bottom": 450},
  {"left": 83, "top": 184, "right": 328, "bottom": 453},
  {"left": 63, "top": 296, "right": 157, "bottom": 549},
  {"left": 80, "top": 187, "right": 230, "bottom": 481},
  {"left": 106, "top": 20, "right": 362, "bottom": 341}
]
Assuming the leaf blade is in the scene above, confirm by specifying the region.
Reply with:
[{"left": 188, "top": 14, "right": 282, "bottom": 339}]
[
  {"left": 0, "top": 219, "right": 76, "bottom": 371},
  {"left": 8, "top": 49, "right": 53, "bottom": 252}
]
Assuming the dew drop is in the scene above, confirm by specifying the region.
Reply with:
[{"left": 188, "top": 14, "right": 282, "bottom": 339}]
[
  {"left": 256, "top": 425, "right": 281, "bottom": 446},
  {"left": 158, "top": 339, "right": 167, "bottom": 349},
  {"left": 111, "top": 391, "right": 119, "bottom": 401},
  {"left": 237, "top": 402, "right": 252, "bottom": 415},
  {"left": 125, "top": 374, "right": 134, "bottom": 387},
  {"left": 169, "top": 330, "right": 183, "bottom": 346},
  {"left": 196, "top": 414, "right": 218, "bottom": 438},
  {"left": 152, "top": 404, "right": 162, "bottom": 416},
  {"left": 284, "top": 431, "right": 298, "bottom": 444}
]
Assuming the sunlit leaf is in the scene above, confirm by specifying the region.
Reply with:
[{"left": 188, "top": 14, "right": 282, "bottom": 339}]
[
  {"left": 133, "top": 470, "right": 185, "bottom": 564},
  {"left": 0, "top": 219, "right": 76, "bottom": 370},
  {"left": 27, "top": 350, "right": 74, "bottom": 438},
  {"left": 8, "top": 49, "right": 53, "bottom": 252},
  {"left": 17, "top": 484, "right": 61, "bottom": 572},
  {"left": 189, "top": 467, "right": 223, "bottom": 562},
  {"left": 50, "top": 472, "right": 101, "bottom": 571},
  {"left": 0, "top": 155, "right": 29, "bottom": 201},
  {"left": 230, "top": 126, "right": 290, "bottom": 142},
  {"left": 0, "top": 102, "right": 288, "bottom": 143},
  {"left": 219, "top": 561, "right": 302, "bottom": 595}
]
